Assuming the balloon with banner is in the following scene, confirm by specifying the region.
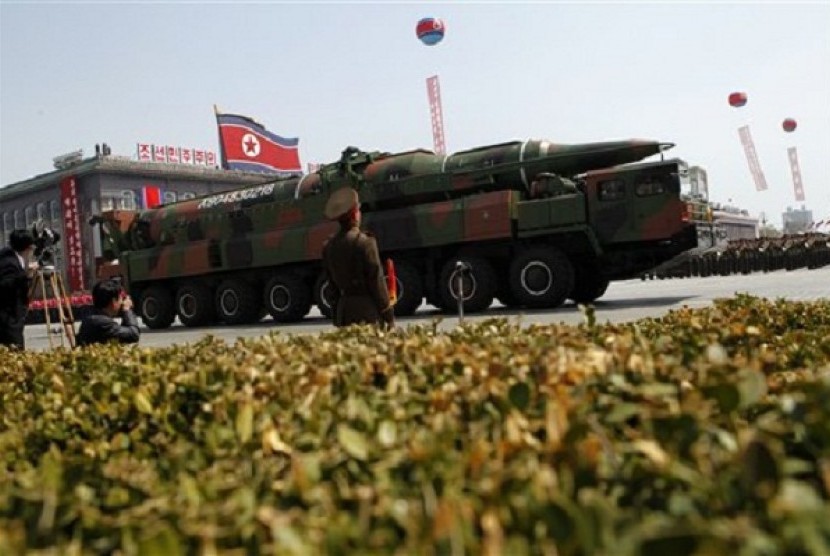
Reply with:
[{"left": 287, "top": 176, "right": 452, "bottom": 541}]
[
  {"left": 727, "top": 90, "right": 770, "bottom": 193},
  {"left": 738, "top": 125, "right": 769, "bottom": 192},
  {"left": 783, "top": 119, "right": 805, "bottom": 203}
]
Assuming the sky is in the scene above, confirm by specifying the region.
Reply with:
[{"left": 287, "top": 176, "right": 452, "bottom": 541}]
[{"left": 1, "top": 0, "right": 828, "bottom": 227}]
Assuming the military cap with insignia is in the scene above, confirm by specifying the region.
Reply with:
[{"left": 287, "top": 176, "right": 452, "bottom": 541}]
[{"left": 324, "top": 188, "right": 360, "bottom": 220}]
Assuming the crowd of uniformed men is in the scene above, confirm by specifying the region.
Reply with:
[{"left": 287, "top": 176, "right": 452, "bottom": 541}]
[{"left": 643, "top": 233, "right": 830, "bottom": 280}]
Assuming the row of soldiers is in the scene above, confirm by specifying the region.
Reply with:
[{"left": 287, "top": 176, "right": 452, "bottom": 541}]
[{"left": 643, "top": 233, "right": 830, "bottom": 280}]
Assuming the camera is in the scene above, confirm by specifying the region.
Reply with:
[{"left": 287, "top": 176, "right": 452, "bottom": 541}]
[{"left": 30, "top": 221, "right": 61, "bottom": 268}]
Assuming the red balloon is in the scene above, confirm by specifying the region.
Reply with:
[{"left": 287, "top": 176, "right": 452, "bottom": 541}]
[
  {"left": 728, "top": 92, "right": 747, "bottom": 107},
  {"left": 782, "top": 118, "right": 797, "bottom": 132}
]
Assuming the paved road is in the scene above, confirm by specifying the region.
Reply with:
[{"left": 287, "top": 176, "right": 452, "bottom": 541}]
[{"left": 23, "top": 267, "right": 830, "bottom": 351}]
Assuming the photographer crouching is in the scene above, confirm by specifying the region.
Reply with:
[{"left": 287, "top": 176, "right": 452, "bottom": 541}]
[
  {"left": 76, "top": 279, "right": 140, "bottom": 347},
  {"left": 0, "top": 230, "right": 38, "bottom": 349}
]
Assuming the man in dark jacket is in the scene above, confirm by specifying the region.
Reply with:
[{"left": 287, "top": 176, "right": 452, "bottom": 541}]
[
  {"left": 0, "top": 230, "right": 36, "bottom": 349},
  {"left": 322, "top": 188, "right": 395, "bottom": 329},
  {"left": 76, "top": 279, "right": 140, "bottom": 347}
]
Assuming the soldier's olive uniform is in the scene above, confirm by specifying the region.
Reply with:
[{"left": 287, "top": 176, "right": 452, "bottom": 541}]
[
  {"left": 323, "top": 227, "right": 394, "bottom": 327},
  {"left": 322, "top": 188, "right": 394, "bottom": 329}
]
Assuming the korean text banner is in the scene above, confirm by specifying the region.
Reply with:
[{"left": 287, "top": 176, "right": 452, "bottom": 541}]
[{"left": 59, "top": 176, "right": 84, "bottom": 291}]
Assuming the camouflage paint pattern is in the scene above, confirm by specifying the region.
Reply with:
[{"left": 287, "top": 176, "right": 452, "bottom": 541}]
[{"left": 97, "top": 137, "right": 698, "bottom": 325}]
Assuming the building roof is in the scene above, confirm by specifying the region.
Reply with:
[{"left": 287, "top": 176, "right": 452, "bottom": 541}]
[{"left": 0, "top": 154, "right": 285, "bottom": 202}]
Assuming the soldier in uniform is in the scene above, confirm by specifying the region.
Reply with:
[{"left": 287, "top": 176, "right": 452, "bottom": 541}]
[{"left": 322, "top": 188, "right": 395, "bottom": 329}]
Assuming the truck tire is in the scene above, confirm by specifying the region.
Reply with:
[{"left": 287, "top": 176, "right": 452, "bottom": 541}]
[
  {"left": 215, "top": 279, "right": 262, "bottom": 325},
  {"left": 508, "top": 246, "right": 574, "bottom": 309},
  {"left": 176, "top": 283, "right": 216, "bottom": 327},
  {"left": 313, "top": 273, "right": 335, "bottom": 320},
  {"left": 264, "top": 273, "right": 312, "bottom": 323},
  {"left": 391, "top": 261, "right": 423, "bottom": 317},
  {"left": 139, "top": 285, "right": 175, "bottom": 329},
  {"left": 438, "top": 256, "right": 497, "bottom": 314},
  {"left": 569, "top": 268, "right": 609, "bottom": 305}
]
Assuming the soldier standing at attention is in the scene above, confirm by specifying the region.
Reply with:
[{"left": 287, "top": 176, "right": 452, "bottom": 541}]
[{"left": 322, "top": 188, "right": 395, "bottom": 329}]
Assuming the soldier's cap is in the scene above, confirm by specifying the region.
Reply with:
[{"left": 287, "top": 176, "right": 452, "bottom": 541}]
[{"left": 324, "top": 187, "right": 360, "bottom": 220}]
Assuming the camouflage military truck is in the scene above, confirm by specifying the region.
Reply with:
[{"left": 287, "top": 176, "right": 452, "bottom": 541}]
[{"left": 95, "top": 139, "right": 698, "bottom": 329}]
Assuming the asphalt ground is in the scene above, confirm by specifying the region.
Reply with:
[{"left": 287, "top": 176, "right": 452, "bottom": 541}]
[{"left": 21, "top": 266, "right": 830, "bottom": 352}]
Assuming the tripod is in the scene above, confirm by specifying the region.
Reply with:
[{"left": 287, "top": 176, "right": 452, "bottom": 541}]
[{"left": 28, "top": 266, "right": 76, "bottom": 349}]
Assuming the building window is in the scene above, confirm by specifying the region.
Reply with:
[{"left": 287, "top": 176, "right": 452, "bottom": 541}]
[
  {"left": 2, "top": 213, "right": 10, "bottom": 245},
  {"left": 50, "top": 200, "right": 60, "bottom": 223},
  {"left": 25, "top": 206, "right": 35, "bottom": 228},
  {"left": 101, "top": 190, "right": 138, "bottom": 211},
  {"left": 37, "top": 202, "right": 47, "bottom": 223},
  {"left": 163, "top": 191, "right": 177, "bottom": 204},
  {"left": 180, "top": 192, "right": 196, "bottom": 200},
  {"left": 122, "top": 190, "right": 137, "bottom": 210},
  {"left": 14, "top": 209, "right": 23, "bottom": 229}
]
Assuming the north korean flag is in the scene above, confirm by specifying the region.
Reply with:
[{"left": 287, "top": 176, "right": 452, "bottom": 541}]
[{"left": 216, "top": 113, "right": 301, "bottom": 174}]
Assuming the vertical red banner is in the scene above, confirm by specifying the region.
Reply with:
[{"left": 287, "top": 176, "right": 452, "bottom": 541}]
[
  {"left": 59, "top": 176, "right": 85, "bottom": 292},
  {"left": 787, "top": 147, "right": 805, "bottom": 202},
  {"left": 426, "top": 75, "right": 447, "bottom": 155},
  {"left": 737, "top": 125, "right": 768, "bottom": 192}
]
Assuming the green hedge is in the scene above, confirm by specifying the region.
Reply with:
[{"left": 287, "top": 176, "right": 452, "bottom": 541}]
[{"left": 1, "top": 294, "right": 829, "bottom": 555}]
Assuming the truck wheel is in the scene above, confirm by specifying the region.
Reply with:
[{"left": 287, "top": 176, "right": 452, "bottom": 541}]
[
  {"left": 139, "top": 286, "right": 175, "bottom": 329},
  {"left": 438, "top": 256, "right": 497, "bottom": 314},
  {"left": 264, "top": 274, "right": 312, "bottom": 323},
  {"left": 569, "top": 267, "right": 609, "bottom": 304},
  {"left": 391, "top": 262, "right": 423, "bottom": 317},
  {"left": 176, "top": 283, "right": 216, "bottom": 327},
  {"left": 313, "top": 273, "right": 335, "bottom": 319},
  {"left": 508, "top": 247, "right": 574, "bottom": 309},
  {"left": 215, "top": 279, "right": 261, "bottom": 325}
]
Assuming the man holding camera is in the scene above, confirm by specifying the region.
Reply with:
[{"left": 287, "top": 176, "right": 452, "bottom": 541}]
[
  {"left": 0, "top": 230, "right": 37, "bottom": 349},
  {"left": 76, "top": 279, "right": 140, "bottom": 347}
]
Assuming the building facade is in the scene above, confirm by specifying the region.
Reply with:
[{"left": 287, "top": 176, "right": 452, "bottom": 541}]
[
  {"left": 1, "top": 152, "right": 273, "bottom": 292},
  {"left": 712, "top": 208, "right": 759, "bottom": 240},
  {"left": 782, "top": 206, "right": 813, "bottom": 234}
]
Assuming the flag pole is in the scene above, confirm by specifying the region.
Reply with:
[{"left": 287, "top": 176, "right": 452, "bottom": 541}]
[{"left": 214, "top": 104, "right": 229, "bottom": 170}]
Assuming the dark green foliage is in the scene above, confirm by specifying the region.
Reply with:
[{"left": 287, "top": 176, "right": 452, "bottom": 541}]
[{"left": 1, "top": 294, "right": 829, "bottom": 554}]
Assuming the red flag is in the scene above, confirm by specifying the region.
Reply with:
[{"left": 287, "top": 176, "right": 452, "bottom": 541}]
[
  {"left": 385, "top": 258, "right": 397, "bottom": 305},
  {"left": 216, "top": 112, "right": 301, "bottom": 174},
  {"left": 141, "top": 186, "right": 162, "bottom": 209}
]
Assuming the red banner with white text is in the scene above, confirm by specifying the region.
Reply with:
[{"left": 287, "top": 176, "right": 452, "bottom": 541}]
[
  {"left": 426, "top": 75, "right": 447, "bottom": 155},
  {"left": 59, "top": 176, "right": 85, "bottom": 292},
  {"left": 787, "top": 147, "right": 805, "bottom": 202},
  {"left": 737, "top": 125, "right": 768, "bottom": 192}
]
